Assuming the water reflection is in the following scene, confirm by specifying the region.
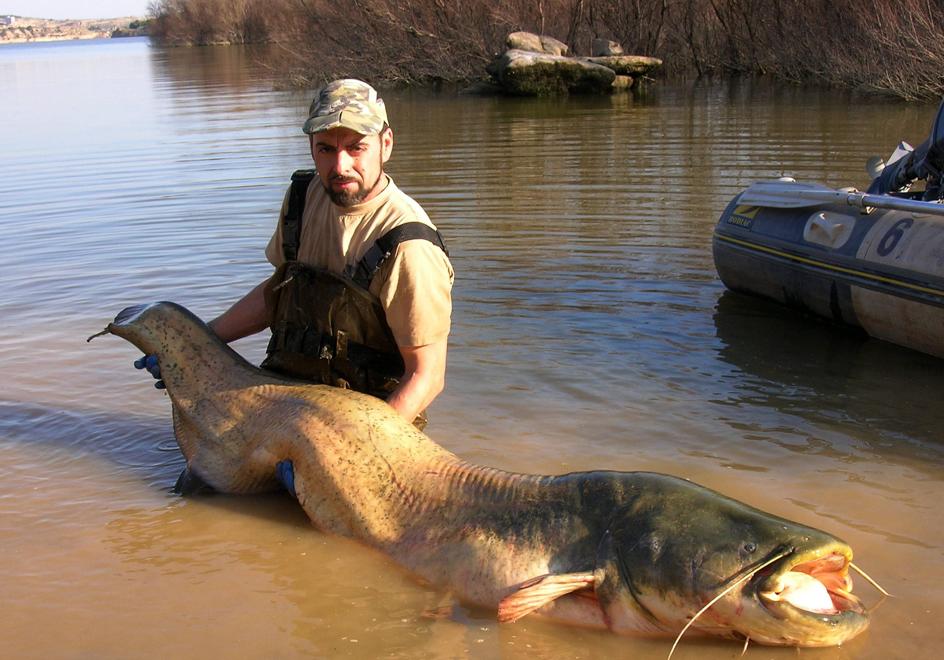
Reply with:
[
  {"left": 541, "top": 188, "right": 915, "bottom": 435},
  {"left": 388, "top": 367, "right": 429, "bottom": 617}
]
[
  {"left": 150, "top": 42, "right": 277, "bottom": 90},
  {"left": 0, "top": 400, "right": 183, "bottom": 488},
  {"left": 712, "top": 290, "right": 944, "bottom": 464}
]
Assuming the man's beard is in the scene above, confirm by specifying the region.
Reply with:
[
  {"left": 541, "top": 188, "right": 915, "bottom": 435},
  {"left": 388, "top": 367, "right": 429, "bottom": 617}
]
[{"left": 325, "top": 170, "right": 383, "bottom": 207}]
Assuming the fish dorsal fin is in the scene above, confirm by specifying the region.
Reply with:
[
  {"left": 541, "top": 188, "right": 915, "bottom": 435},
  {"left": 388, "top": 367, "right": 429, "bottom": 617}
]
[{"left": 497, "top": 572, "right": 597, "bottom": 623}]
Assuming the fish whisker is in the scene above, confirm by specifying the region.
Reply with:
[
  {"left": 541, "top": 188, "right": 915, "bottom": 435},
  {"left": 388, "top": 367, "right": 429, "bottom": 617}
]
[
  {"left": 87, "top": 328, "right": 109, "bottom": 342},
  {"left": 850, "top": 562, "right": 891, "bottom": 597},
  {"left": 667, "top": 549, "right": 791, "bottom": 660}
]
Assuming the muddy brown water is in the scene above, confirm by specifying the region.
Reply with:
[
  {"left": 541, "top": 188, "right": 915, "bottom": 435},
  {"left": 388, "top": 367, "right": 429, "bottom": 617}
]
[{"left": 1, "top": 38, "right": 941, "bottom": 658}]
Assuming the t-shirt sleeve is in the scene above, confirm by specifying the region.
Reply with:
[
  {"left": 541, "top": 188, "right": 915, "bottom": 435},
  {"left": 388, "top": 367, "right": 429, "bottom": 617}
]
[
  {"left": 378, "top": 239, "right": 454, "bottom": 348},
  {"left": 264, "top": 188, "right": 292, "bottom": 267}
]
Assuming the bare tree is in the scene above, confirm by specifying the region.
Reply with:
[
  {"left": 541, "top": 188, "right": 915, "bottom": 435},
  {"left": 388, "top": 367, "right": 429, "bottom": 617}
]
[{"left": 148, "top": 0, "right": 944, "bottom": 99}]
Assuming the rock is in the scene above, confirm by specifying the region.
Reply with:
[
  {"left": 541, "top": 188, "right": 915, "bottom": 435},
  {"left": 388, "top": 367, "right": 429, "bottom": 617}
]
[
  {"left": 485, "top": 31, "right": 661, "bottom": 96},
  {"left": 584, "top": 55, "right": 663, "bottom": 77},
  {"left": 461, "top": 79, "right": 505, "bottom": 96},
  {"left": 612, "top": 75, "right": 634, "bottom": 90},
  {"left": 491, "top": 49, "right": 616, "bottom": 96},
  {"left": 506, "top": 31, "right": 569, "bottom": 57},
  {"left": 592, "top": 38, "right": 624, "bottom": 56}
]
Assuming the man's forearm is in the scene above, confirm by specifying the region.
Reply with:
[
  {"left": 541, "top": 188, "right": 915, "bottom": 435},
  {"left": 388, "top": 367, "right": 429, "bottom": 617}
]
[
  {"left": 208, "top": 279, "right": 270, "bottom": 343},
  {"left": 386, "top": 372, "right": 443, "bottom": 422},
  {"left": 386, "top": 340, "right": 447, "bottom": 422}
]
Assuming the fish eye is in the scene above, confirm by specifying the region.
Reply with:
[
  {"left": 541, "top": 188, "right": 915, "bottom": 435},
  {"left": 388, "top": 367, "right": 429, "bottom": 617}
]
[{"left": 741, "top": 541, "right": 757, "bottom": 554}]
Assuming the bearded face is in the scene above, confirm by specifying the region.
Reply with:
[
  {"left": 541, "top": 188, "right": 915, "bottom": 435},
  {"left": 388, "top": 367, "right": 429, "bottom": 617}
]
[{"left": 311, "top": 126, "right": 393, "bottom": 208}]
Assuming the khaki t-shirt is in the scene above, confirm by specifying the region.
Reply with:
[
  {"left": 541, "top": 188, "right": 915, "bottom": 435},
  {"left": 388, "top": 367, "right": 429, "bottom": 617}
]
[{"left": 265, "top": 175, "right": 453, "bottom": 348}]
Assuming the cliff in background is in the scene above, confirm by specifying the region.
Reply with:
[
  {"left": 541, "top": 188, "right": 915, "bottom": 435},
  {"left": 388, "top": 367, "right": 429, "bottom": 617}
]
[{"left": 0, "top": 16, "right": 149, "bottom": 43}]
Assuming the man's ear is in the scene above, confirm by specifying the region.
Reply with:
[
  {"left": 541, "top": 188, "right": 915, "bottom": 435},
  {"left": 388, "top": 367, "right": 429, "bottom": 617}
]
[{"left": 381, "top": 127, "right": 394, "bottom": 164}]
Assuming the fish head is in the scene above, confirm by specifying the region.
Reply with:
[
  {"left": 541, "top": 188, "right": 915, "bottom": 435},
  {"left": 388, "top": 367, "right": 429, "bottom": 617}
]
[
  {"left": 101, "top": 301, "right": 203, "bottom": 355},
  {"left": 595, "top": 473, "right": 869, "bottom": 646}
]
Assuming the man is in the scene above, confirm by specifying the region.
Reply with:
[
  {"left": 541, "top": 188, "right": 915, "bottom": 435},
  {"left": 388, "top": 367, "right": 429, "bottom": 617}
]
[{"left": 138, "top": 79, "right": 453, "bottom": 428}]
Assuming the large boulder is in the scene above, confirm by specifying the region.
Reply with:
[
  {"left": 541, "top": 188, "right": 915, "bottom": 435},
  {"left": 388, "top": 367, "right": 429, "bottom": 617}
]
[
  {"left": 584, "top": 55, "right": 663, "bottom": 77},
  {"left": 592, "top": 38, "right": 624, "bottom": 56},
  {"left": 506, "top": 31, "right": 569, "bottom": 56},
  {"left": 491, "top": 49, "right": 616, "bottom": 96},
  {"left": 612, "top": 75, "right": 634, "bottom": 90}
]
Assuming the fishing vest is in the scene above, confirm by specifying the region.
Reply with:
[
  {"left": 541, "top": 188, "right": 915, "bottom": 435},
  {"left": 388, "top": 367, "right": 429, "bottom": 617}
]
[{"left": 261, "top": 169, "right": 448, "bottom": 401}]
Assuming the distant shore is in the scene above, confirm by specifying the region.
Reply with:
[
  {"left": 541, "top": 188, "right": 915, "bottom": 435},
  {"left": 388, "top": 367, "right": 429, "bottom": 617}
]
[{"left": 0, "top": 16, "right": 148, "bottom": 44}]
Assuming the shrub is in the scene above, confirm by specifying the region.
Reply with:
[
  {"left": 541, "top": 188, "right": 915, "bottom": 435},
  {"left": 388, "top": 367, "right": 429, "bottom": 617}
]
[{"left": 146, "top": 0, "right": 944, "bottom": 100}]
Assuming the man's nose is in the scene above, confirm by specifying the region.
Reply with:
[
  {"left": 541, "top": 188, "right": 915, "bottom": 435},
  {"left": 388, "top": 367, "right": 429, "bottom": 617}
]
[{"left": 334, "top": 149, "right": 355, "bottom": 173}]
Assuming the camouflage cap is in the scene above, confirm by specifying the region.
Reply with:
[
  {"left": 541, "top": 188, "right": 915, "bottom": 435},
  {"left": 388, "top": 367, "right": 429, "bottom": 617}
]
[{"left": 302, "top": 79, "right": 388, "bottom": 135}]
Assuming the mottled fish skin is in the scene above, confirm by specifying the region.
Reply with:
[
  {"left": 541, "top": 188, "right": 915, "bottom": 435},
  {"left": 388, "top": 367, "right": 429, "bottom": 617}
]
[{"left": 99, "top": 302, "right": 870, "bottom": 648}]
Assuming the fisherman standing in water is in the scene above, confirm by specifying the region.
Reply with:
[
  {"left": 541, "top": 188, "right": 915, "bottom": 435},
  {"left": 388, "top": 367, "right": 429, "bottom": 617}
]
[{"left": 138, "top": 79, "right": 454, "bottom": 430}]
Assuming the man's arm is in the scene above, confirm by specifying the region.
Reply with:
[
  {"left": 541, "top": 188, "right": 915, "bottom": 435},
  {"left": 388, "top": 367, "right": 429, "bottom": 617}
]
[
  {"left": 208, "top": 278, "right": 270, "bottom": 343},
  {"left": 386, "top": 339, "right": 447, "bottom": 423}
]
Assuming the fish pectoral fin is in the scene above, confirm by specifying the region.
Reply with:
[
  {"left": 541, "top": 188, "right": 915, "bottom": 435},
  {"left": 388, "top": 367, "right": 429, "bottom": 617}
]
[{"left": 497, "top": 572, "right": 596, "bottom": 623}]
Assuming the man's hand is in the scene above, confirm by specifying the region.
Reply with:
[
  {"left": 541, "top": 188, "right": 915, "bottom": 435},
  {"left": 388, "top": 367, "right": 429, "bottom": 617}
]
[
  {"left": 275, "top": 459, "right": 296, "bottom": 498},
  {"left": 133, "top": 354, "right": 165, "bottom": 389}
]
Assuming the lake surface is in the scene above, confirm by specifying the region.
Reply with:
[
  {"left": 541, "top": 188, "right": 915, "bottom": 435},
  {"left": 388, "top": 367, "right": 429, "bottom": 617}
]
[{"left": 1, "top": 37, "right": 941, "bottom": 659}]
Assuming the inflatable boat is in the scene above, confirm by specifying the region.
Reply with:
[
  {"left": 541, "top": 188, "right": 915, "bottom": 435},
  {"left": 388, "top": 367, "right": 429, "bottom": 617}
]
[{"left": 713, "top": 100, "right": 944, "bottom": 359}]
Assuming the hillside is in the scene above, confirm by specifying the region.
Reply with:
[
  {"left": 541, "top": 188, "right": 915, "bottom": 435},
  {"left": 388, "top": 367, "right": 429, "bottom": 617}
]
[{"left": 0, "top": 16, "right": 148, "bottom": 43}]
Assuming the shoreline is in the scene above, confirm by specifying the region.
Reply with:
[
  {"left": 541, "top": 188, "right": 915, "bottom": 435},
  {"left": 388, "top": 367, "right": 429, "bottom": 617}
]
[
  {"left": 0, "top": 34, "right": 145, "bottom": 44},
  {"left": 0, "top": 15, "right": 147, "bottom": 44}
]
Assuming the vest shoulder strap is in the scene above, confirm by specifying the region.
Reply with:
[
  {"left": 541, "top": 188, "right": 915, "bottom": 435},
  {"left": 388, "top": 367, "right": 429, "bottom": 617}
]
[
  {"left": 282, "top": 169, "right": 317, "bottom": 262},
  {"left": 348, "top": 222, "right": 448, "bottom": 289}
]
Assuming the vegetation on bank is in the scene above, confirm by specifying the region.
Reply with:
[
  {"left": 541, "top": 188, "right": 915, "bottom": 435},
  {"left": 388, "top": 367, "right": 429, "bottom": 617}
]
[{"left": 147, "top": 0, "right": 944, "bottom": 100}]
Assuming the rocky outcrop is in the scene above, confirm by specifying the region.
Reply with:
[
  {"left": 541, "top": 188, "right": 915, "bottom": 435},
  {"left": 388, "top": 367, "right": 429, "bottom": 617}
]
[
  {"left": 506, "top": 31, "right": 569, "bottom": 56},
  {"left": 487, "top": 31, "right": 662, "bottom": 96},
  {"left": 490, "top": 49, "right": 616, "bottom": 96},
  {"left": 583, "top": 55, "right": 663, "bottom": 77}
]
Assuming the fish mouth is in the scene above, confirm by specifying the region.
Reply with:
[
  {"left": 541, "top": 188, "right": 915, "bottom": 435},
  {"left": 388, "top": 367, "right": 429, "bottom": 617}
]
[
  {"left": 92, "top": 303, "right": 154, "bottom": 344},
  {"left": 87, "top": 304, "right": 151, "bottom": 343},
  {"left": 87, "top": 303, "right": 173, "bottom": 348},
  {"left": 751, "top": 546, "right": 868, "bottom": 624},
  {"left": 111, "top": 303, "right": 158, "bottom": 329}
]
